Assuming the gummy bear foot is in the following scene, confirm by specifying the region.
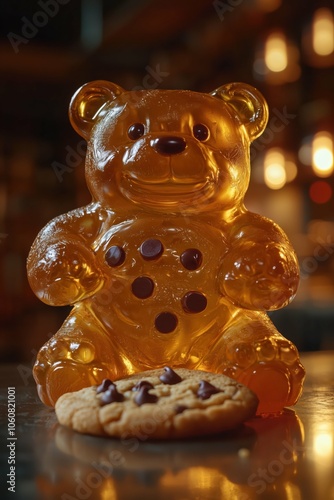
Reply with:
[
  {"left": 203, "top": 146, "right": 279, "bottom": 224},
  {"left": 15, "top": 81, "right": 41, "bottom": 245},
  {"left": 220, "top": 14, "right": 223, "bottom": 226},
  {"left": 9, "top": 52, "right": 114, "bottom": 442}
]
[
  {"left": 236, "top": 361, "right": 295, "bottom": 415},
  {"left": 33, "top": 337, "right": 111, "bottom": 406},
  {"left": 222, "top": 338, "right": 305, "bottom": 415},
  {"left": 46, "top": 361, "right": 110, "bottom": 406}
]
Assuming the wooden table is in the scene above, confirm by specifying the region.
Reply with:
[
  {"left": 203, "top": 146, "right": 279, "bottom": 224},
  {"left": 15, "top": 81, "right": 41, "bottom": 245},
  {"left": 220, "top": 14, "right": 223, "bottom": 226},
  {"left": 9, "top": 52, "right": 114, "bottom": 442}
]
[{"left": 1, "top": 351, "right": 333, "bottom": 499}]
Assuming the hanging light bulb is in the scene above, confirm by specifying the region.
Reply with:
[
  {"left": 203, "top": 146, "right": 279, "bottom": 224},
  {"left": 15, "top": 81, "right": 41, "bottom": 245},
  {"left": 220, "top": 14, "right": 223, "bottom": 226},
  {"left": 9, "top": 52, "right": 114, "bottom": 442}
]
[
  {"left": 303, "top": 8, "right": 334, "bottom": 66},
  {"left": 254, "top": 31, "right": 300, "bottom": 83},
  {"left": 264, "top": 148, "right": 287, "bottom": 189},
  {"left": 312, "top": 8, "right": 334, "bottom": 57},
  {"left": 264, "top": 31, "right": 288, "bottom": 72},
  {"left": 312, "top": 131, "right": 334, "bottom": 177}
]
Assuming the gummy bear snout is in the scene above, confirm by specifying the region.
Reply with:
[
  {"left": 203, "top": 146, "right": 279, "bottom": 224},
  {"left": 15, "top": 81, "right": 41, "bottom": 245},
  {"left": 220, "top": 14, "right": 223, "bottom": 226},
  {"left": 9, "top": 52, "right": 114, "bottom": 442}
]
[{"left": 152, "top": 136, "right": 186, "bottom": 156}]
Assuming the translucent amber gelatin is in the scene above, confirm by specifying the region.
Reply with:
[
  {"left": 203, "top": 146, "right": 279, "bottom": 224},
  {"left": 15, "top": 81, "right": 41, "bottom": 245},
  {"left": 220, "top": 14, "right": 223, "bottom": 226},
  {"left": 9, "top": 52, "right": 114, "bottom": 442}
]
[{"left": 27, "top": 80, "right": 305, "bottom": 413}]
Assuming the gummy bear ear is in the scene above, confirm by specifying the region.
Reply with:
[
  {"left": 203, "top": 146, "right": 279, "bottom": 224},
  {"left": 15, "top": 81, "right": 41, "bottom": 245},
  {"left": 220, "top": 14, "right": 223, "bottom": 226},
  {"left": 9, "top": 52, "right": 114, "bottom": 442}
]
[
  {"left": 211, "top": 83, "right": 269, "bottom": 140},
  {"left": 69, "top": 80, "right": 125, "bottom": 138}
]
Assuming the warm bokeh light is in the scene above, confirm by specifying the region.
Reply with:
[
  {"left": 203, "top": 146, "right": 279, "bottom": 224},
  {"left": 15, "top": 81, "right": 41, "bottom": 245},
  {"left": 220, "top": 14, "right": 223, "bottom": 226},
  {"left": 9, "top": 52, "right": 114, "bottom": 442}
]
[
  {"left": 313, "top": 423, "right": 334, "bottom": 458},
  {"left": 264, "top": 148, "right": 287, "bottom": 189},
  {"left": 285, "top": 483, "right": 302, "bottom": 500},
  {"left": 285, "top": 160, "right": 298, "bottom": 182},
  {"left": 312, "top": 8, "right": 334, "bottom": 56},
  {"left": 265, "top": 32, "right": 288, "bottom": 72},
  {"left": 309, "top": 180, "right": 332, "bottom": 204},
  {"left": 100, "top": 479, "right": 118, "bottom": 500},
  {"left": 256, "top": 0, "right": 281, "bottom": 12},
  {"left": 160, "top": 467, "right": 229, "bottom": 496},
  {"left": 312, "top": 131, "right": 334, "bottom": 177}
]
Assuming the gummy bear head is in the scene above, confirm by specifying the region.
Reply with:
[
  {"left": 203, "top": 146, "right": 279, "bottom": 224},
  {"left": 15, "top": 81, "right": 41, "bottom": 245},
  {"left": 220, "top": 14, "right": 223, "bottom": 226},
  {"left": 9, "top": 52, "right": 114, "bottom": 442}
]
[{"left": 69, "top": 80, "right": 268, "bottom": 214}]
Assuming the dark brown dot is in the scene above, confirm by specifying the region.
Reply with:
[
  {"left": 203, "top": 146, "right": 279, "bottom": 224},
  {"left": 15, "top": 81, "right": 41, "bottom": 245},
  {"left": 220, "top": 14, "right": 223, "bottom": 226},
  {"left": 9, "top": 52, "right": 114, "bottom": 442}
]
[
  {"left": 100, "top": 384, "right": 124, "bottom": 405},
  {"left": 134, "top": 386, "right": 158, "bottom": 406},
  {"left": 105, "top": 246, "right": 125, "bottom": 267},
  {"left": 175, "top": 404, "right": 188, "bottom": 415},
  {"left": 96, "top": 379, "right": 114, "bottom": 394},
  {"left": 197, "top": 380, "right": 221, "bottom": 400},
  {"left": 180, "top": 248, "right": 203, "bottom": 270},
  {"left": 131, "top": 277, "right": 154, "bottom": 299},
  {"left": 132, "top": 380, "right": 154, "bottom": 392},
  {"left": 155, "top": 312, "right": 178, "bottom": 333},
  {"left": 140, "top": 239, "right": 163, "bottom": 260},
  {"left": 159, "top": 367, "right": 182, "bottom": 385},
  {"left": 182, "top": 292, "right": 207, "bottom": 313}
]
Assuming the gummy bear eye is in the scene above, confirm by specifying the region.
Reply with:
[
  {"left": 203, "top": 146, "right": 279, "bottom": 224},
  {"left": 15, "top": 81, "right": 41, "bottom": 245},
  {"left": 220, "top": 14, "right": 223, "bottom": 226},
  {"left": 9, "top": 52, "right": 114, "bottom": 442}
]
[
  {"left": 128, "top": 123, "right": 145, "bottom": 140},
  {"left": 193, "top": 124, "right": 209, "bottom": 142}
]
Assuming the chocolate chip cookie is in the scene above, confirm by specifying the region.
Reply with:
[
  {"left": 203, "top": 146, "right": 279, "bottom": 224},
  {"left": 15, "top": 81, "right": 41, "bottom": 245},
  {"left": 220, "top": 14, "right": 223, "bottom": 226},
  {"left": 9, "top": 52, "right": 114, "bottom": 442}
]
[{"left": 55, "top": 367, "right": 258, "bottom": 439}]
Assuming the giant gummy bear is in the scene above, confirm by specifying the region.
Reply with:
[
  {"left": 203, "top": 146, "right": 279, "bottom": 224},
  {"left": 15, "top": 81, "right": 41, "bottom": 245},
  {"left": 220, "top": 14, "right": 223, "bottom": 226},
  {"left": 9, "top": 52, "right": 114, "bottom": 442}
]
[{"left": 27, "top": 80, "right": 305, "bottom": 414}]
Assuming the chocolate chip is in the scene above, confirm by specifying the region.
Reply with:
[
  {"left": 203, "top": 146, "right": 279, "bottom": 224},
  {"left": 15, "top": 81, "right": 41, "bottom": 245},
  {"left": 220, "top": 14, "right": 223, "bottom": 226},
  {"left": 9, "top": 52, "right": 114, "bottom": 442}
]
[
  {"left": 180, "top": 248, "right": 203, "bottom": 270},
  {"left": 140, "top": 239, "right": 163, "bottom": 260},
  {"left": 105, "top": 246, "right": 125, "bottom": 267},
  {"left": 131, "top": 276, "right": 154, "bottom": 299},
  {"left": 96, "top": 379, "right": 114, "bottom": 394},
  {"left": 100, "top": 384, "right": 124, "bottom": 405},
  {"left": 197, "top": 380, "right": 221, "bottom": 400},
  {"left": 182, "top": 291, "right": 207, "bottom": 313},
  {"left": 155, "top": 312, "right": 178, "bottom": 333},
  {"left": 175, "top": 404, "right": 188, "bottom": 415},
  {"left": 134, "top": 386, "right": 158, "bottom": 406},
  {"left": 132, "top": 380, "right": 154, "bottom": 391},
  {"left": 159, "top": 366, "right": 182, "bottom": 385}
]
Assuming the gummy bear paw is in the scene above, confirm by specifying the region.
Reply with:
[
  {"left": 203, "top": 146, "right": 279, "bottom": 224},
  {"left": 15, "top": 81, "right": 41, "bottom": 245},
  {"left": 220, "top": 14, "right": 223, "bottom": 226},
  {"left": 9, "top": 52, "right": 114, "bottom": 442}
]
[
  {"left": 33, "top": 337, "right": 109, "bottom": 406},
  {"left": 222, "top": 338, "right": 305, "bottom": 415}
]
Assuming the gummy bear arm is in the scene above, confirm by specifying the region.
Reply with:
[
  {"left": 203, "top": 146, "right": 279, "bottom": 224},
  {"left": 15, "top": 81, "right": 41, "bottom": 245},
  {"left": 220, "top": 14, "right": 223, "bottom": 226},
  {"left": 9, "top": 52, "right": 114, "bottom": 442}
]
[
  {"left": 226, "top": 211, "right": 292, "bottom": 247},
  {"left": 27, "top": 237, "right": 103, "bottom": 306},
  {"left": 220, "top": 213, "right": 299, "bottom": 310},
  {"left": 45, "top": 203, "right": 109, "bottom": 245},
  {"left": 27, "top": 204, "right": 106, "bottom": 306}
]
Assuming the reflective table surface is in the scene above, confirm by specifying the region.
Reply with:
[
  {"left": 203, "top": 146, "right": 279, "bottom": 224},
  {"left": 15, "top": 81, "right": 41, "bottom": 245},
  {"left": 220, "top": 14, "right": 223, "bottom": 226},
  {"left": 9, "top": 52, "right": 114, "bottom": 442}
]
[{"left": 1, "top": 351, "right": 334, "bottom": 500}]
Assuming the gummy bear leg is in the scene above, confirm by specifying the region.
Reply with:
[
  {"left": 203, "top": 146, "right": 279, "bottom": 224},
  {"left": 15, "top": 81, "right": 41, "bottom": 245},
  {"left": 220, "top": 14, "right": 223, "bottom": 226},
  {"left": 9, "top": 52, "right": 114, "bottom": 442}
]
[
  {"left": 201, "top": 311, "right": 305, "bottom": 415},
  {"left": 33, "top": 306, "right": 120, "bottom": 407}
]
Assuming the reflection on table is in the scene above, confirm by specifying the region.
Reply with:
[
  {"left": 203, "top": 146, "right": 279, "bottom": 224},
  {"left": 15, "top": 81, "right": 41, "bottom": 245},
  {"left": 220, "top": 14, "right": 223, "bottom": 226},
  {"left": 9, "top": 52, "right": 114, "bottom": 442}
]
[{"left": 1, "top": 351, "right": 334, "bottom": 499}]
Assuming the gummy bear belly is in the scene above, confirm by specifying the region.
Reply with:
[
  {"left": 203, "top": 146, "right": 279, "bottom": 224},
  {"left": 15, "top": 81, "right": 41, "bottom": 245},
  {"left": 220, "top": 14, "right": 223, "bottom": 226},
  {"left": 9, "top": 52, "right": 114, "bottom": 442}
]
[{"left": 91, "top": 218, "right": 231, "bottom": 357}]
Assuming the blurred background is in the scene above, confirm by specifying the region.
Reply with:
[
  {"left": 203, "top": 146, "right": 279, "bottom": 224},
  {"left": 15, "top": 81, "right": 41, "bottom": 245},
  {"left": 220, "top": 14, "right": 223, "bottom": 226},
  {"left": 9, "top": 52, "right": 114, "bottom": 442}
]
[{"left": 0, "top": 0, "right": 333, "bottom": 363}]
